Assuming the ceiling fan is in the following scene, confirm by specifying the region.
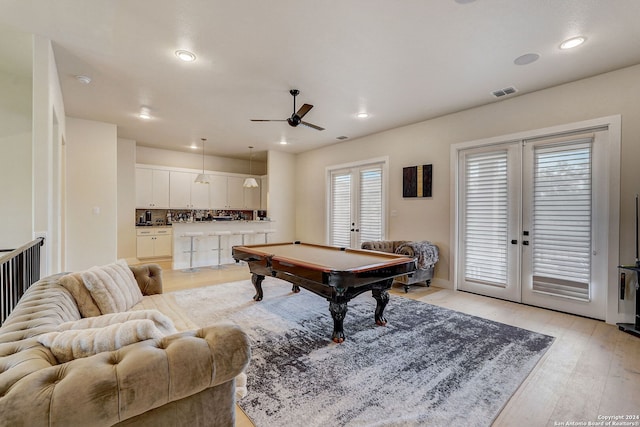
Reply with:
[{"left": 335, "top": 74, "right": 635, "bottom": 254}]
[{"left": 250, "top": 89, "right": 325, "bottom": 131}]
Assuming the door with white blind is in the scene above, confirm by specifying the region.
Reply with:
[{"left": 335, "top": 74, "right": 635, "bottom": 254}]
[
  {"left": 458, "top": 131, "right": 609, "bottom": 319},
  {"left": 328, "top": 161, "right": 385, "bottom": 248},
  {"left": 457, "top": 143, "right": 522, "bottom": 301},
  {"left": 520, "top": 134, "right": 608, "bottom": 318}
]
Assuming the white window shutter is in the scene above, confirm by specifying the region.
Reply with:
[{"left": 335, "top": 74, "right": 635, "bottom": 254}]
[
  {"left": 532, "top": 141, "right": 592, "bottom": 300},
  {"left": 358, "top": 166, "right": 383, "bottom": 245},
  {"left": 330, "top": 171, "right": 352, "bottom": 248},
  {"left": 463, "top": 150, "right": 509, "bottom": 287}
]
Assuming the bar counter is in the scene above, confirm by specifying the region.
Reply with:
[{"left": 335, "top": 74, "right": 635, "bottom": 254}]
[{"left": 171, "top": 221, "right": 275, "bottom": 270}]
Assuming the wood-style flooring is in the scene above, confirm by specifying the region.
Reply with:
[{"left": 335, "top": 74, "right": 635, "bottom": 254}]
[{"left": 151, "top": 260, "right": 640, "bottom": 427}]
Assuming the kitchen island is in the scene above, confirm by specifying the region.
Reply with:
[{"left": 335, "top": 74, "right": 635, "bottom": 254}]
[{"left": 171, "top": 221, "right": 275, "bottom": 270}]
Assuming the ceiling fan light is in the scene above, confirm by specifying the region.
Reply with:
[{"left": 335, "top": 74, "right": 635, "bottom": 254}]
[{"left": 243, "top": 177, "right": 259, "bottom": 188}]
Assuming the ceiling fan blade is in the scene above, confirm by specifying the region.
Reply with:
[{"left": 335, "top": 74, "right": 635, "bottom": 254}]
[
  {"left": 250, "top": 119, "right": 287, "bottom": 122},
  {"left": 300, "top": 121, "right": 325, "bottom": 131},
  {"left": 296, "top": 103, "right": 313, "bottom": 119}
]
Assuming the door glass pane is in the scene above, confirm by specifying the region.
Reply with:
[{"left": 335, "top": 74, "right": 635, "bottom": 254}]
[
  {"left": 464, "top": 150, "right": 509, "bottom": 287},
  {"left": 358, "top": 166, "right": 383, "bottom": 245},
  {"left": 532, "top": 141, "right": 592, "bottom": 300},
  {"left": 330, "top": 172, "right": 351, "bottom": 247}
]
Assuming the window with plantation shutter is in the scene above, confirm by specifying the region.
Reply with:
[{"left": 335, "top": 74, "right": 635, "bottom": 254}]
[
  {"left": 328, "top": 160, "right": 386, "bottom": 248},
  {"left": 463, "top": 150, "right": 509, "bottom": 287},
  {"left": 358, "top": 166, "right": 383, "bottom": 244},
  {"left": 330, "top": 171, "right": 352, "bottom": 248},
  {"left": 531, "top": 140, "right": 592, "bottom": 301}
]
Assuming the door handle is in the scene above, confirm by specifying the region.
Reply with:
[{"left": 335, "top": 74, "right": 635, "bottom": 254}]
[{"left": 511, "top": 239, "right": 518, "bottom": 244}]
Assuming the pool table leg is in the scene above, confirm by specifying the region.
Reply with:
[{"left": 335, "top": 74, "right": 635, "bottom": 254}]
[
  {"left": 329, "top": 301, "right": 347, "bottom": 343},
  {"left": 251, "top": 273, "right": 265, "bottom": 301},
  {"left": 372, "top": 288, "right": 390, "bottom": 326}
]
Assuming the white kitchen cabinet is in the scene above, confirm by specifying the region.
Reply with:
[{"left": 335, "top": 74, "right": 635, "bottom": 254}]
[
  {"left": 136, "top": 228, "right": 172, "bottom": 258},
  {"left": 209, "top": 175, "right": 228, "bottom": 208},
  {"left": 209, "top": 175, "right": 260, "bottom": 209},
  {"left": 136, "top": 168, "right": 170, "bottom": 208},
  {"left": 170, "top": 171, "right": 211, "bottom": 209},
  {"left": 190, "top": 179, "right": 210, "bottom": 208},
  {"left": 169, "top": 171, "right": 192, "bottom": 208},
  {"left": 227, "top": 177, "right": 245, "bottom": 209}
]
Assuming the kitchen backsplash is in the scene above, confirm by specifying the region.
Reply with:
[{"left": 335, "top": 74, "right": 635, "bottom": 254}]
[{"left": 135, "top": 209, "right": 266, "bottom": 225}]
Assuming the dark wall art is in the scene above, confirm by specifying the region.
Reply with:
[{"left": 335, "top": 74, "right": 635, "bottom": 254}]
[{"left": 403, "top": 164, "right": 432, "bottom": 198}]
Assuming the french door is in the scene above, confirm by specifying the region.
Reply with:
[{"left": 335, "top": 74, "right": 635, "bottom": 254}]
[
  {"left": 457, "top": 131, "right": 609, "bottom": 319},
  {"left": 328, "top": 161, "right": 386, "bottom": 248}
]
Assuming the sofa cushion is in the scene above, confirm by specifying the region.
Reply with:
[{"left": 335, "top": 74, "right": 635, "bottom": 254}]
[
  {"left": 59, "top": 273, "right": 102, "bottom": 318},
  {"left": 57, "top": 310, "right": 177, "bottom": 335},
  {"left": 37, "top": 319, "right": 164, "bottom": 363},
  {"left": 81, "top": 260, "right": 143, "bottom": 314}
]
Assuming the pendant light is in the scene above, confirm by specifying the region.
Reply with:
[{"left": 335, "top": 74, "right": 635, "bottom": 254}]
[
  {"left": 194, "top": 138, "right": 210, "bottom": 184},
  {"left": 243, "top": 146, "right": 259, "bottom": 188}
]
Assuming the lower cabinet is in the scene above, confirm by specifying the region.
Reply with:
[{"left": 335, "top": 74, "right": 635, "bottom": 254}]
[{"left": 136, "top": 228, "right": 172, "bottom": 258}]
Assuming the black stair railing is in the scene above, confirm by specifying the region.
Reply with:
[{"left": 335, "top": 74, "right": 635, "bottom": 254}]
[{"left": 1, "top": 237, "right": 45, "bottom": 325}]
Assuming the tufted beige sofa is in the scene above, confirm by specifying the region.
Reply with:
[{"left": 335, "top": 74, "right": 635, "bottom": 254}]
[
  {"left": 0, "top": 264, "right": 251, "bottom": 427},
  {"left": 361, "top": 240, "right": 437, "bottom": 292}
]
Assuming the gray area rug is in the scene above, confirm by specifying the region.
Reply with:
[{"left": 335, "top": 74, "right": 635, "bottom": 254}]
[{"left": 172, "top": 277, "right": 554, "bottom": 427}]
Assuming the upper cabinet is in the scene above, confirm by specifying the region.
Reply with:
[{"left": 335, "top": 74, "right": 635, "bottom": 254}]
[
  {"left": 169, "top": 171, "right": 210, "bottom": 209},
  {"left": 210, "top": 175, "right": 261, "bottom": 210},
  {"left": 137, "top": 165, "right": 261, "bottom": 211},
  {"left": 136, "top": 168, "right": 170, "bottom": 208}
]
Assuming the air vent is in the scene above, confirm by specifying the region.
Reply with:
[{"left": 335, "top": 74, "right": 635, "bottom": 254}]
[
  {"left": 491, "top": 86, "right": 518, "bottom": 98},
  {"left": 336, "top": 136, "right": 349, "bottom": 140}
]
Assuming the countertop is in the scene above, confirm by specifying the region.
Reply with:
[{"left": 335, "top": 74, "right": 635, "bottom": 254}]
[{"left": 136, "top": 220, "right": 273, "bottom": 228}]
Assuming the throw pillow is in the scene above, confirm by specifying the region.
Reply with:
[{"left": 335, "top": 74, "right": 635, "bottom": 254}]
[
  {"left": 57, "top": 309, "right": 177, "bottom": 335},
  {"left": 59, "top": 273, "right": 102, "bottom": 318},
  {"left": 38, "top": 319, "right": 164, "bottom": 363},
  {"left": 81, "top": 260, "right": 143, "bottom": 314}
]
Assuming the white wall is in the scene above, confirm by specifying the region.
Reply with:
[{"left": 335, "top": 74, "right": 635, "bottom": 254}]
[
  {"left": 136, "top": 145, "right": 266, "bottom": 175},
  {"left": 32, "top": 36, "right": 66, "bottom": 274},
  {"left": 295, "top": 64, "right": 640, "bottom": 320},
  {"left": 0, "top": 133, "right": 31, "bottom": 248},
  {"left": 267, "top": 150, "right": 296, "bottom": 242},
  {"left": 0, "top": 29, "right": 32, "bottom": 249},
  {"left": 117, "top": 138, "right": 137, "bottom": 261},
  {"left": 65, "top": 117, "right": 118, "bottom": 270}
]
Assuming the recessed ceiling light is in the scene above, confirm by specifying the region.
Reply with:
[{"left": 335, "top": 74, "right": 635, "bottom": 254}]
[
  {"left": 138, "top": 107, "right": 152, "bottom": 120},
  {"left": 190, "top": 143, "right": 198, "bottom": 149},
  {"left": 279, "top": 140, "right": 288, "bottom": 145},
  {"left": 357, "top": 112, "right": 369, "bottom": 119},
  {"left": 75, "top": 75, "right": 92, "bottom": 84},
  {"left": 560, "top": 36, "right": 586, "bottom": 50},
  {"left": 175, "top": 49, "right": 196, "bottom": 62},
  {"left": 514, "top": 53, "right": 540, "bottom": 66}
]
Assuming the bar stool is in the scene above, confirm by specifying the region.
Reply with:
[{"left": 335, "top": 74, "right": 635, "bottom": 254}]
[
  {"left": 181, "top": 231, "right": 203, "bottom": 273},
  {"left": 255, "top": 229, "right": 276, "bottom": 244},
  {"left": 209, "top": 230, "right": 231, "bottom": 268},
  {"left": 233, "top": 230, "right": 255, "bottom": 246},
  {"left": 264, "top": 229, "right": 276, "bottom": 243}
]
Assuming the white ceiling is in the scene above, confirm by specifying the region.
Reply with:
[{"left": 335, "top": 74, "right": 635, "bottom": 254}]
[{"left": 1, "top": 0, "right": 640, "bottom": 160}]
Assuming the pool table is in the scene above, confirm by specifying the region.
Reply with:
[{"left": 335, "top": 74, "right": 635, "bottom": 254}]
[{"left": 232, "top": 241, "right": 416, "bottom": 342}]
